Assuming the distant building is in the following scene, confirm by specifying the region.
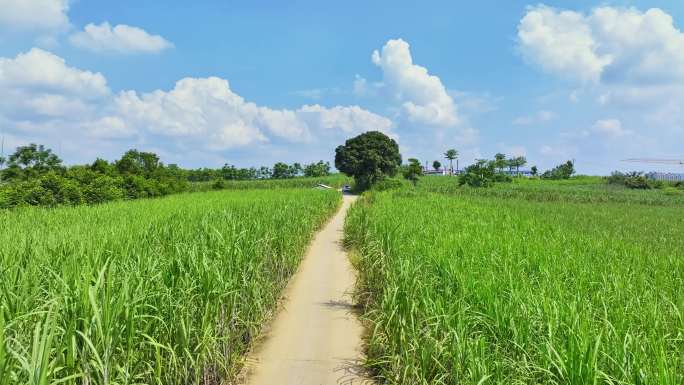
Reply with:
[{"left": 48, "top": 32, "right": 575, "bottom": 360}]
[
  {"left": 646, "top": 172, "right": 684, "bottom": 182},
  {"left": 422, "top": 168, "right": 534, "bottom": 177}
]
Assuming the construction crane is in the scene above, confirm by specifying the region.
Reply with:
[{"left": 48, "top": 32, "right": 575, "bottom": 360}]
[{"left": 622, "top": 158, "right": 684, "bottom": 165}]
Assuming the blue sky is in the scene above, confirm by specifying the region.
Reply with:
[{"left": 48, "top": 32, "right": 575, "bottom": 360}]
[{"left": 1, "top": 0, "right": 684, "bottom": 174}]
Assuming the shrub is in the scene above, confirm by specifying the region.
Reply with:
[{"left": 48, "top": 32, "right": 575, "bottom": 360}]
[
  {"left": 83, "top": 175, "right": 125, "bottom": 204},
  {"left": 624, "top": 175, "right": 651, "bottom": 189},
  {"left": 372, "top": 178, "right": 407, "bottom": 191},
  {"left": 212, "top": 178, "right": 226, "bottom": 190},
  {"left": 459, "top": 161, "right": 496, "bottom": 188},
  {"left": 541, "top": 161, "right": 575, "bottom": 180},
  {"left": 40, "top": 172, "right": 84, "bottom": 205},
  {"left": 663, "top": 187, "right": 683, "bottom": 196},
  {"left": 493, "top": 172, "right": 513, "bottom": 183}
]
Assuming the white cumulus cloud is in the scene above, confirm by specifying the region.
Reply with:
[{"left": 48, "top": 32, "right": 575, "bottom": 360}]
[
  {"left": 297, "top": 104, "right": 394, "bottom": 136},
  {"left": 0, "top": 0, "right": 70, "bottom": 32},
  {"left": 372, "top": 39, "right": 459, "bottom": 127},
  {"left": 70, "top": 22, "right": 173, "bottom": 54},
  {"left": 518, "top": 5, "right": 684, "bottom": 86},
  {"left": 0, "top": 49, "right": 395, "bottom": 163},
  {"left": 0, "top": 48, "right": 109, "bottom": 122}
]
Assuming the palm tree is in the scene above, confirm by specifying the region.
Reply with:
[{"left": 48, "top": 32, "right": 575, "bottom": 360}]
[
  {"left": 444, "top": 149, "right": 458, "bottom": 175},
  {"left": 494, "top": 153, "right": 507, "bottom": 172}
]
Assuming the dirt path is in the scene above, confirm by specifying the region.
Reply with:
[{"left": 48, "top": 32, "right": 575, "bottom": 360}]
[{"left": 242, "top": 194, "right": 371, "bottom": 385}]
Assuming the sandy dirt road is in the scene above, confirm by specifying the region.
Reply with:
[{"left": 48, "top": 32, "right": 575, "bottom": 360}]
[{"left": 242, "top": 194, "right": 372, "bottom": 385}]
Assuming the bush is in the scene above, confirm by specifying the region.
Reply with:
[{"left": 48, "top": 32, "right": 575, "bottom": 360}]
[
  {"left": 608, "top": 171, "right": 665, "bottom": 190},
  {"left": 372, "top": 178, "right": 407, "bottom": 191},
  {"left": 40, "top": 172, "right": 84, "bottom": 205},
  {"left": 624, "top": 175, "right": 652, "bottom": 189},
  {"left": 212, "top": 178, "right": 226, "bottom": 190},
  {"left": 663, "top": 187, "right": 683, "bottom": 196},
  {"left": 83, "top": 175, "right": 125, "bottom": 204},
  {"left": 606, "top": 171, "right": 627, "bottom": 185},
  {"left": 493, "top": 173, "right": 513, "bottom": 183},
  {"left": 541, "top": 161, "right": 575, "bottom": 180},
  {"left": 459, "top": 161, "right": 496, "bottom": 188}
]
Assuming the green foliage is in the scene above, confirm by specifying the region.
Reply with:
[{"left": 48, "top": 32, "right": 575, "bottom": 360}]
[
  {"left": 402, "top": 158, "right": 423, "bottom": 185},
  {"left": 82, "top": 175, "right": 125, "bottom": 204},
  {"left": 0, "top": 143, "right": 64, "bottom": 181},
  {"left": 419, "top": 175, "right": 684, "bottom": 205},
  {"left": 212, "top": 178, "right": 226, "bottom": 190},
  {"left": 0, "top": 189, "right": 340, "bottom": 384},
  {"left": 345, "top": 190, "right": 684, "bottom": 385},
  {"left": 530, "top": 165, "right": 538, "bottom": 176},
  {"left": 335, "top": 131, "right": 402, "bottom": 190},
  {"left": 271, "top": 162, "right": 303, "bottom": 179},
  {"left": 432, "top": 160, "right": 441, "bottom": 171},
  {"left": 493, "top": 152, "right": 507, "bottom": 171},
  {"left": 458, "top": 160, "right": 496, "bottom": 187},
  {"left": 443, "top": 149, "right": 458, "bottom": 174},
  {"left": 607, "top": 171, "right": 667, "bottom": 190},
  {"left": 372, "top": 178, "right": 408, "bottom": 192},
  {"left": 221, "top": 164, "right": 257, "bottom": 180},
  {"left": 303, "top": 161, "right": 331, "bottom": 177},
  {"left": 508, "top": 155, "right": 527, "bottom": 173},
  {"left": 0, "top": 145, "right": 187, "bottom": 209},
  {"left": 541, "top": 160, "right": 575, "bottom": 179}
]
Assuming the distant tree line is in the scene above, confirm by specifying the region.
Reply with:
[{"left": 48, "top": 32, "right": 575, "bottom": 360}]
[
  {"left": 0, "top": 143, "right": 331, "bottom": 209},
  {"left": 607, "top": 171, "right": 684, "bottom": 190},
  {"left": 185, "top": 160, "right": 330, "bottom": 182}
]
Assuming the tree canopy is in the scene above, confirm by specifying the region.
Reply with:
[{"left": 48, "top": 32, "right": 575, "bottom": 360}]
[
  {"left": 542, "top": 160, "right": 575, "bottom": 180},
  {"left": 335, "top": 131, "right": 401, "bottom": 190}
]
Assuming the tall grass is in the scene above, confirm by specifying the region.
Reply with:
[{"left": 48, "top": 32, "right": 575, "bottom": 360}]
[
  {"left": 418, "top": 176, "right": 684, "bottom": 205},
  {"left": 189, "top": 174, "right": 353, "bottom": 192},
  {"left": 0, "top": 188, "right": 340, "bottom": 384},
  {"left": 345, "top": 190, "right": 684, "bottom": 384}
]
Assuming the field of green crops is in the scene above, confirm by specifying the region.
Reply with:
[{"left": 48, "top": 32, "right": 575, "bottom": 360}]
[
  {"left": 419, "top": 175, "right": 684, "bottom": 205},
  {"left": 345, "top": 183, "right": 684, "bottom": 384},
  {"left": 189, "top": 174, "right": 353, "bottom": 192},
  {"left": 0, "top": 188, "right": 340, "bottom": 385}
]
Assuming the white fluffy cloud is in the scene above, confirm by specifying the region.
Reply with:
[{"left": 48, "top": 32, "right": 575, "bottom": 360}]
[
  {"left": 0, "top": 49, "right": 394, "bottom": 161},
  {"left": 115, "top": 77, "right": 394, "bottom": 150},
  {"left": 0, "top": 48, "right": 109, "bottom": 122},
  {"left": 0, "top": 48, "right": 108, "bottom": 97},
  {"left": 0, "top": 0, "right": 70, "bottom": 32},
  {"left": 518, "top": 5, "right": 684, "bottom": 85},
  {"left": 592, "top": 119, "right": 632, "bottom": 137},
  {"left": 70, "top": 22, "right": 173, "bottom": 54},
  {"left": 372, "top": 39, "right": 459, "bottom": 127},
  {"left": 297, "top": 104, "right": 394, "bottom": 136},
  {"left": 519, "top": 5, "right": 684, "bottom": 172}
]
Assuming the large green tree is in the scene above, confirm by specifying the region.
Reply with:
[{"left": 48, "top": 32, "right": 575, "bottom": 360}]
[
  {"left": 1, "top": 143, "right": 63, "bottom": 181},
  {"left": 115, "top": 150, "right": 161, "bottom": 176},
  {"left": 335, "top": 131, "right": 401, "bottom": 190}
]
